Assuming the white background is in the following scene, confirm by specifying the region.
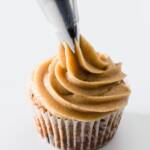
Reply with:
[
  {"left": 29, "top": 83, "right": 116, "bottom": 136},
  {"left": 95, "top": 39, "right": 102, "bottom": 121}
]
[{"left": 0, "top": 0, "right": 150, "bottom": 149}]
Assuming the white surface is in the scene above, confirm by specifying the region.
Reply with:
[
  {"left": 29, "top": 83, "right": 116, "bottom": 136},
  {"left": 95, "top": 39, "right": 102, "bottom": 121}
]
[{"left": 0, "top": 0, "right": 150, "bottom": 149}]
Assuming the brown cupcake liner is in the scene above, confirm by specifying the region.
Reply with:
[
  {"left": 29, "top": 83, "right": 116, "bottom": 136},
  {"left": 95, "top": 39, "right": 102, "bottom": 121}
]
[{"left": 33, "top": 106, "right": 123, "bottom": 150}]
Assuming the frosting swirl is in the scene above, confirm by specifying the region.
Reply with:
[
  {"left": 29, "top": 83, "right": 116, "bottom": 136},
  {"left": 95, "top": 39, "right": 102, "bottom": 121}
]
[{"left": 32, "top": 36, "right": 130, "bottom": 121}]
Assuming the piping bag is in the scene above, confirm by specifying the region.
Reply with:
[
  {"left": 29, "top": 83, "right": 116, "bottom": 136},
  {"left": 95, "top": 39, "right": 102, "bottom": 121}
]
[{"left": 37, "top": 0, "right": 79, "bottom": 52}]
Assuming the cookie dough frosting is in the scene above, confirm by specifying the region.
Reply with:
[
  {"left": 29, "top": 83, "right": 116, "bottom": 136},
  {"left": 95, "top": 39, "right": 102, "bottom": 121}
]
[{"left": 32, "top": 36, "right": 130, "bottom": 121}]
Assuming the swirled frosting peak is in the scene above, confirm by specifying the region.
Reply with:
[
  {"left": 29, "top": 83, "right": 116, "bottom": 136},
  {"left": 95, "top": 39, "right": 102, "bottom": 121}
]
[{"left": 32, "top": 36, "right": 130, "bottom": 121}]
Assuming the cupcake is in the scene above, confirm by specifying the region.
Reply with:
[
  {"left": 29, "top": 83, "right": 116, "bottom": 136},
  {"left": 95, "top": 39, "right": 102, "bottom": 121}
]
[{"left": 29, "top": 36, "right": 130, "bottom": 150}]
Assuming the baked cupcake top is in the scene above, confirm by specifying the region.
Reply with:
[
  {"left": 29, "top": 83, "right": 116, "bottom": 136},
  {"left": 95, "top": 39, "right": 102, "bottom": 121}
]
[{"left": 32, "top": 36, "right": 130, "bottom": 121}]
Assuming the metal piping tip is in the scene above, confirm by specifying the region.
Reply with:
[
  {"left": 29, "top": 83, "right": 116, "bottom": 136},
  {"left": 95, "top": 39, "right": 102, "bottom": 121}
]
[
  {"left": 66, "top": 24, "right": 80, "bottom": 50},
  {"left": 37, "top": 0, "right": 80, "bottom": 52}
]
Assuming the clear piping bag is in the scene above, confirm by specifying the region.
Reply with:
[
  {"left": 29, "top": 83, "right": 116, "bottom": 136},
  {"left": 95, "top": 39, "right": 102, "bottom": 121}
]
[{"left": 37, "top": 0, "right": 80, "bottom": 52}]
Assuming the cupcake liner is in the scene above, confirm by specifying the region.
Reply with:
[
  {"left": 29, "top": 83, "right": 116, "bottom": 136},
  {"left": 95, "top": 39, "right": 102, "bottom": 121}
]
[{"left": 33, "top": 106, "right": 123, "bottom": 150}]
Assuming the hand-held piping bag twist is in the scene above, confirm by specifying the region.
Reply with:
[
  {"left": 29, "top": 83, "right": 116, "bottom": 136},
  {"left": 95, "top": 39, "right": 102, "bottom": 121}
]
[{"left": 37, "top": 0, "right": 79, "bottom": 51}]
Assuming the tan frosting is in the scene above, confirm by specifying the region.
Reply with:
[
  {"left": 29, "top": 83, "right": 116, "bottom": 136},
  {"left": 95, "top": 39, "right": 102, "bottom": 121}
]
[{"left": 32, "top": 36, "right": 130, "bottom": 121}]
